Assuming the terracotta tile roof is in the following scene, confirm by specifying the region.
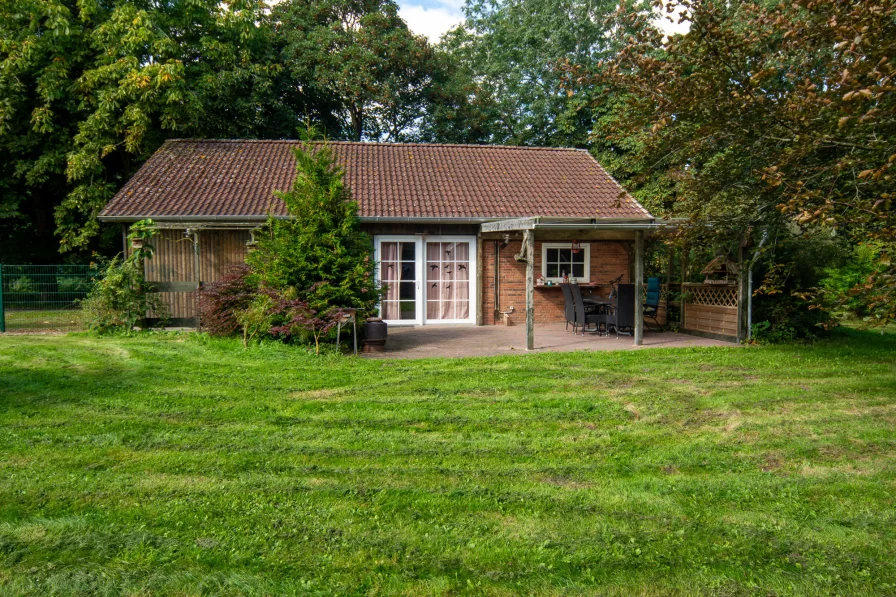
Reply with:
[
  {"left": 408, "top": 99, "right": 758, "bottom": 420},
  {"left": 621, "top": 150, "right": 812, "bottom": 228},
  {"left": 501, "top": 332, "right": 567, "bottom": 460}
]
[{"left": 100, "top": 140, "right": 652, "bottom": 221}]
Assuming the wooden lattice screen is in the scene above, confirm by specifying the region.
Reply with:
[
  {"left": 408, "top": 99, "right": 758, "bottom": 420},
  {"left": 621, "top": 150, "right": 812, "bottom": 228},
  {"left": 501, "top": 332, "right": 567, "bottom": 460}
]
[
  {"left": 681, "top": 283, "right": 739, "bottom": 340},
  {"left": 684, "top": 285, "right": 737, "bottom": 307}
]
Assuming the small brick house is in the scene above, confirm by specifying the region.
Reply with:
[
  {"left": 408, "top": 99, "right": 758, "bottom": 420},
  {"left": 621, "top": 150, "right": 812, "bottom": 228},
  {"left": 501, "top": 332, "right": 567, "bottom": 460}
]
[{"left": 99, "top": 140, "right": 661, "bottom": 344}]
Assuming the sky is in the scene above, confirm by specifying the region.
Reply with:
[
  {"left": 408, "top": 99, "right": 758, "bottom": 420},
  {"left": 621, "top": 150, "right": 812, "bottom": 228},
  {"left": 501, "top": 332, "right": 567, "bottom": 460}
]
[
  {"left": 396, "top": 0, "right": 465, "bottom": 43},
  {"left": 396, "top": 0, "right": 691, "bottom": 44}
]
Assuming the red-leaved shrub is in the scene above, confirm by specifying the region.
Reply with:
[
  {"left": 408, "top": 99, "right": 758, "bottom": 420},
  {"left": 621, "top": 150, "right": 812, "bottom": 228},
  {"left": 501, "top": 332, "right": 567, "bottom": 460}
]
[
  {"left": 269, "top": 291, "right": 346, "bottom": 354},
  {"left": 197, "top": 264, "right": 255, "bottom": 336}
]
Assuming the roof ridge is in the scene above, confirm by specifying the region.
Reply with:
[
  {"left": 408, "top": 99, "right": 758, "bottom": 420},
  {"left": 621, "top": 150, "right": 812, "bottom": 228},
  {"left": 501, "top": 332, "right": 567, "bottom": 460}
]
[{"left": 163, "top": 138, "right": 589, "bottom": 153}]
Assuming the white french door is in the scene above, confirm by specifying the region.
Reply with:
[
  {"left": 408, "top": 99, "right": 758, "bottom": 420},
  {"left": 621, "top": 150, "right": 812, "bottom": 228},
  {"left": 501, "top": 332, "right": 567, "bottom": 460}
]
[
  {"left": 376, "top": 236, "right": 423, "bottom": 325},
  {"left": 375, "top": 235, "right": 477, "bottom": 325}
]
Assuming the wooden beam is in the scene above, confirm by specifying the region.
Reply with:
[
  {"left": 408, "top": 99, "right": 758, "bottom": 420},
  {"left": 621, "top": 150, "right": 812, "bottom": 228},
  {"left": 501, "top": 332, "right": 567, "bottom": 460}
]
[
  {"left": 666, "top": 245, "right": 674, "bottom": 288},
  {"left": 525, "top": 230, "right": 535, "bottom": 351},
  {"left": 680, "top": 244, "right": 689, "bottom": 329},
  {"left": 634, "top": 230, "right": 644, "bottom": 346},
  {"left": 149, "top": 281, "right": 199, "bottom": 293},
  {"left": 480, "top": 217, "right": 538, "bottom": 233}
]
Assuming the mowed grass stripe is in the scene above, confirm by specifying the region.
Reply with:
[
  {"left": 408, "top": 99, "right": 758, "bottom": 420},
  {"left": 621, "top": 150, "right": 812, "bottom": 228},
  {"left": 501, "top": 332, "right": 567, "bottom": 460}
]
[{"left": 0, "top": 329, "right": 894, "bottom": 596}]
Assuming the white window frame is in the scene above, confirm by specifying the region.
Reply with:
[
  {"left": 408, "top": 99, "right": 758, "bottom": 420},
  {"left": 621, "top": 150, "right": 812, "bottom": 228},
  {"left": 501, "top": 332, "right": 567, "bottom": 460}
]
[
  {"left": 541, "top": 242, "right": 591, "bottom": 284},
  {"left": 373, "top": 235, "right": 478, "bottom": 325},
  {"left": 374, "top": 236, "right": 424, "bottom": 326},
  {"left": 421, "top": 235, "right": 478, "bottom": 325}
]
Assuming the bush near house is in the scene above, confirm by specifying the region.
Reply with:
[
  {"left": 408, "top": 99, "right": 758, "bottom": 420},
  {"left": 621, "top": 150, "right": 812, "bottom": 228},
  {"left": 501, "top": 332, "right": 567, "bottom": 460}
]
[
  {"left": 200, "top": 140, "right": 381, "bottom": 349},
  {"left": 80, "top": 220, "right": 169, "bottom": 333},
  {"left": 196, "top": 264, "right": 255, "bottom": 337}
]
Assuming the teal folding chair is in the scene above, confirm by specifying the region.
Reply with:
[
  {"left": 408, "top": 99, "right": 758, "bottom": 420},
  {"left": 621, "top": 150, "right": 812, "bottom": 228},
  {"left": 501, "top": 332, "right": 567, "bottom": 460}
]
[{"left": 644, "top": 277, "right": 664, "bottom": 332}]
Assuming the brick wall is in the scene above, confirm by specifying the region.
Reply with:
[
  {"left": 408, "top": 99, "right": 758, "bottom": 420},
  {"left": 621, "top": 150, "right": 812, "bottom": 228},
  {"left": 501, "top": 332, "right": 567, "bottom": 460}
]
[{"left": 480, "top": 239, "right": 632, "bottom": 325}]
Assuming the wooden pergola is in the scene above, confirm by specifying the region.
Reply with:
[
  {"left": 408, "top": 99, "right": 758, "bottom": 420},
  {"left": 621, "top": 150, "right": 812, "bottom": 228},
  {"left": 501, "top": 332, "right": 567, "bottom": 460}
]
[{"left": 480, "top": 217, "right": 667, "bottom": 350}]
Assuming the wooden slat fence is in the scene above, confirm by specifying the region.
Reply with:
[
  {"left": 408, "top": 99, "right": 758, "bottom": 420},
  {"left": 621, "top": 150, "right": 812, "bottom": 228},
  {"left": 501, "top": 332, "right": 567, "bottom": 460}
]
[{"left": 681, "top": 283, "right": 739, "bottom": 341}]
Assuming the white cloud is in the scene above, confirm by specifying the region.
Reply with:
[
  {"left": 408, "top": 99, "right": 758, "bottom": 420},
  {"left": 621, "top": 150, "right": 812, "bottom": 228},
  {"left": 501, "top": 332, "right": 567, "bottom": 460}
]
[{"left": 398, "top": 3, "right": 464, "bottom": 43}]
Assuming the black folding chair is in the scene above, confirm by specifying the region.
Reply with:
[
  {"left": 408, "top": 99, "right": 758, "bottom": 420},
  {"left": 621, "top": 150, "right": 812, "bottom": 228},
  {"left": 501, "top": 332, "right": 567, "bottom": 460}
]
[
  {"left": 560, "top": 283, "right": 576, "bottom": 331},
  {"left": 571, "top": 283, "right": 603, "bottom": 335},
  {"left": 612, "top": 284, "right": 635, "bottom": 336}
]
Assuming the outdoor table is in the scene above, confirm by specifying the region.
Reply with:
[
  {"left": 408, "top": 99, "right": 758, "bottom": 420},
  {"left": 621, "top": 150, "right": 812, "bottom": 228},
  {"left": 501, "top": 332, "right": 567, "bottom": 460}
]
[{"left": 587, "top": 298, "right": 617, "bottom": 313}]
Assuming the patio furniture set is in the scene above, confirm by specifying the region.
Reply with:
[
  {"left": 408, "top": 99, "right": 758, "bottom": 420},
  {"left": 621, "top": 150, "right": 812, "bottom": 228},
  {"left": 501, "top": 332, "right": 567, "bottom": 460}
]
[{"left": 561, "top": 277, "right": 664, "bottom": 337}]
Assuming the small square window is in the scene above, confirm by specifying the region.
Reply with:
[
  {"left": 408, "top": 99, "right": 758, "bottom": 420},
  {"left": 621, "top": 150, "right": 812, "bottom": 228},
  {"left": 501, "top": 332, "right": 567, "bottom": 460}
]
[{"left": 541, "top": 243, "right": 590, "bottom": 283}]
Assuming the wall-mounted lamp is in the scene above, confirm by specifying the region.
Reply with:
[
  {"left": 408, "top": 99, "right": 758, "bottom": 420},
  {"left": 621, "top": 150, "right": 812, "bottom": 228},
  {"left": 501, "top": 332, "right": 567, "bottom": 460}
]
[{"left": 571, "top": 239, "right": 581, "bottom": 254}]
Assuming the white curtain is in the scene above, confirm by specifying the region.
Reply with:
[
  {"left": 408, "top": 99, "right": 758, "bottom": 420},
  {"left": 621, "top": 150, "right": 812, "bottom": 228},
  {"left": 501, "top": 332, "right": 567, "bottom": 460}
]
[
  {"left": 423, "top": 241, "right": 471, "bottom": 320},
  {"left": 380, "top": 242, "right": 400, "bottom": 320}
]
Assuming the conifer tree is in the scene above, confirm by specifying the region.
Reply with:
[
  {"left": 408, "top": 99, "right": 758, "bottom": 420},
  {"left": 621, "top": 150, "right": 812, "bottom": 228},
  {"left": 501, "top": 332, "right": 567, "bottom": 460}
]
[{"left": 246, "top": 141, "right": 381, "bottom": 316}]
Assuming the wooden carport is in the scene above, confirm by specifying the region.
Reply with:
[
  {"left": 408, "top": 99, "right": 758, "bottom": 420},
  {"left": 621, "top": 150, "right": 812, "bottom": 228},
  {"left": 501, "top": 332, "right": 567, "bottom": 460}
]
[{"left": 480, "top": 217, "right": 668, "bottom": 350}]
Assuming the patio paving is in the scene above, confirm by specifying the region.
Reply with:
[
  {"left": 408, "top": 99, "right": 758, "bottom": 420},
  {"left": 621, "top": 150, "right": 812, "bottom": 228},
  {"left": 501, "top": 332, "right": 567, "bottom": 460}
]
[{"left": 366, "top": 323, "right": 736, "bottom": 359}]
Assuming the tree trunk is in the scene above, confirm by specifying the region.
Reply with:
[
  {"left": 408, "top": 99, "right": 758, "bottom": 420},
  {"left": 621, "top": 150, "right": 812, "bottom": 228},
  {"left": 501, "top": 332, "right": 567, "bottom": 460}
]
[{"left": 349, "top": 103, "right": 363, "bottom": 142}]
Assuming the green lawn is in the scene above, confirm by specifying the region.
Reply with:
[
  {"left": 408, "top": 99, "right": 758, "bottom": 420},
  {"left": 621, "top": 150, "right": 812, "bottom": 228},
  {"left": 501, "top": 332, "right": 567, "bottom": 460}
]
[
  {"left": 1, "top": 331, "right": 895, "bottom": 596},
  {"left": 3, "top": 309, "right": 85, "bottom": 331}
]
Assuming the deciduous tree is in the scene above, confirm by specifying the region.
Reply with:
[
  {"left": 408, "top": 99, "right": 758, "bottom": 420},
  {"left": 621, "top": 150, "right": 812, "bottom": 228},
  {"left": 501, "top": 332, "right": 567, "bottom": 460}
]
[
  {"left": 429, "top": 0, "right": 619, "bottom": 147},
  {"left": 0, "top": 0, "right": 312, "bottom": 259},
  {"left": 273, "top": 0, "right": 435, "bottom": 142},
  {"left": 565, "top": 0, "right": 896, "bottom": 326}
]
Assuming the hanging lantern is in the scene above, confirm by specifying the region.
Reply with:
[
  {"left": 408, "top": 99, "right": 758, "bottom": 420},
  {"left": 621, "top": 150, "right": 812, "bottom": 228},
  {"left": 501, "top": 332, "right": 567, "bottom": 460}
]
[{"left": 571, "top": 239, "right": 581, "bottom": 254}]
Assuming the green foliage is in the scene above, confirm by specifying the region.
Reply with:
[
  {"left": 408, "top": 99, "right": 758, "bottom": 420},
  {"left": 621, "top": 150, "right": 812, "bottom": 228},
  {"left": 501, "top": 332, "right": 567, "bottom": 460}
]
[
  {"left": 80, "top": 254, "right": 168, "bottom": 333},
  {"left": 55, "top": 275, "right": 92, "bottom": 293},
  {"left": 125, "top": 218, "right": 158, "bottom": 260},
  {"left": 2, "top": 331, "right": 896, "bottom": 594},
  {"left": 235, "top": 292, "right": 275, "bottom": 348},
  {"left": 425, "top": 0, "right": 619, "bottom": 147},
  {"left": 820, "top": 243, "right": 890, "bottom": 322},
  {"left": 80, "top": 221, "right": 168, "bottom": 333},
  {"left": 7, "top": 277, "right": 35, "bottom": 294},
  {"left": 273, "top": 0, "right": 434, "bottom": 141},
  {"left": 747, "top": 231, "right": 842, "bottom": 342},
  {"left": 566, "top": 0, "right": 896, "bottom": 331},
  {"left": 246, "top": 140, "right": 381, "bottom": 317}
]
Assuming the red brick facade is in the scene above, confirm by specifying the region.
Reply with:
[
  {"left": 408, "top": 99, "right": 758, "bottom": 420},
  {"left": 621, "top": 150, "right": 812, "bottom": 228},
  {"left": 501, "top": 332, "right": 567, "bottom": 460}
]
[{"left": 480, "top": 240, "right": 632, "bottom": 325}]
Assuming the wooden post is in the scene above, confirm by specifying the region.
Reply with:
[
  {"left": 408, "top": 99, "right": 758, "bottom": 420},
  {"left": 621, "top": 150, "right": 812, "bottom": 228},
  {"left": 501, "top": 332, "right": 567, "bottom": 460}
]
[
  {"left": 193, "top": 230, "right": 201, "bottom": 331},
  {"left": 737, "top": 238, "right": 748, "bottom": 343},
  {"left": 666, "top": 245, "right": 674, "bottom": 288},
  {"left": 476, "top": 234, "right": 484, "bottom": 326},
  {"left": 634, "top": 230, "right": 644, "bottom": 346},
  {"left": 680, "top": 244, "right": 689, "bottom": 330},
  {"left": 525, "top": 230, "right": 535, "bottom": 351}
]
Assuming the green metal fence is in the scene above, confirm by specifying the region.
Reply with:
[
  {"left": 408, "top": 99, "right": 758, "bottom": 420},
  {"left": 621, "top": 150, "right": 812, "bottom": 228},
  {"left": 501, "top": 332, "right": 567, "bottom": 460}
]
[{"left": 0, "top": 265, "right": 99, "bottom": 332}]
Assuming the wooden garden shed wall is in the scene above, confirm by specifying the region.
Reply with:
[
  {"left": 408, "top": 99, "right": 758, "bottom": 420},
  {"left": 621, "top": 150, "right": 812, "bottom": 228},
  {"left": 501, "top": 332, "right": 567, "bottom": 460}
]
[{"left": 142, "top": 229, "right": 251, "bottom": 322}]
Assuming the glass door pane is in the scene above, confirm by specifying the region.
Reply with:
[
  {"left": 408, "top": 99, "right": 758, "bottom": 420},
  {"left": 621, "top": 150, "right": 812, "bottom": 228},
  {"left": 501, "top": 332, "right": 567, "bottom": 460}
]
[
  {"left": 379, "top": 241, "right": 419, "bottom": 322},
  {"left": 425, "top": 241, "right": 471, "bottom": 321}
]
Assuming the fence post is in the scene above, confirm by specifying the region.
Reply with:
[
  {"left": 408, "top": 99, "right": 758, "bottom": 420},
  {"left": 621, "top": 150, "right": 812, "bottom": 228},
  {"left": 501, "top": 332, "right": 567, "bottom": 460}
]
[{"left": 0, "top": 264, "right": 5, "bottom": 333}]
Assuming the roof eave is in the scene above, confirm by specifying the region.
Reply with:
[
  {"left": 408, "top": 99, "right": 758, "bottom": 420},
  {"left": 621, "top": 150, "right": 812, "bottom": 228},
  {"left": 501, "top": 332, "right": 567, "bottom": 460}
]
[{"left": 98, "top": 215, "right": 273, "bottom": 223}]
